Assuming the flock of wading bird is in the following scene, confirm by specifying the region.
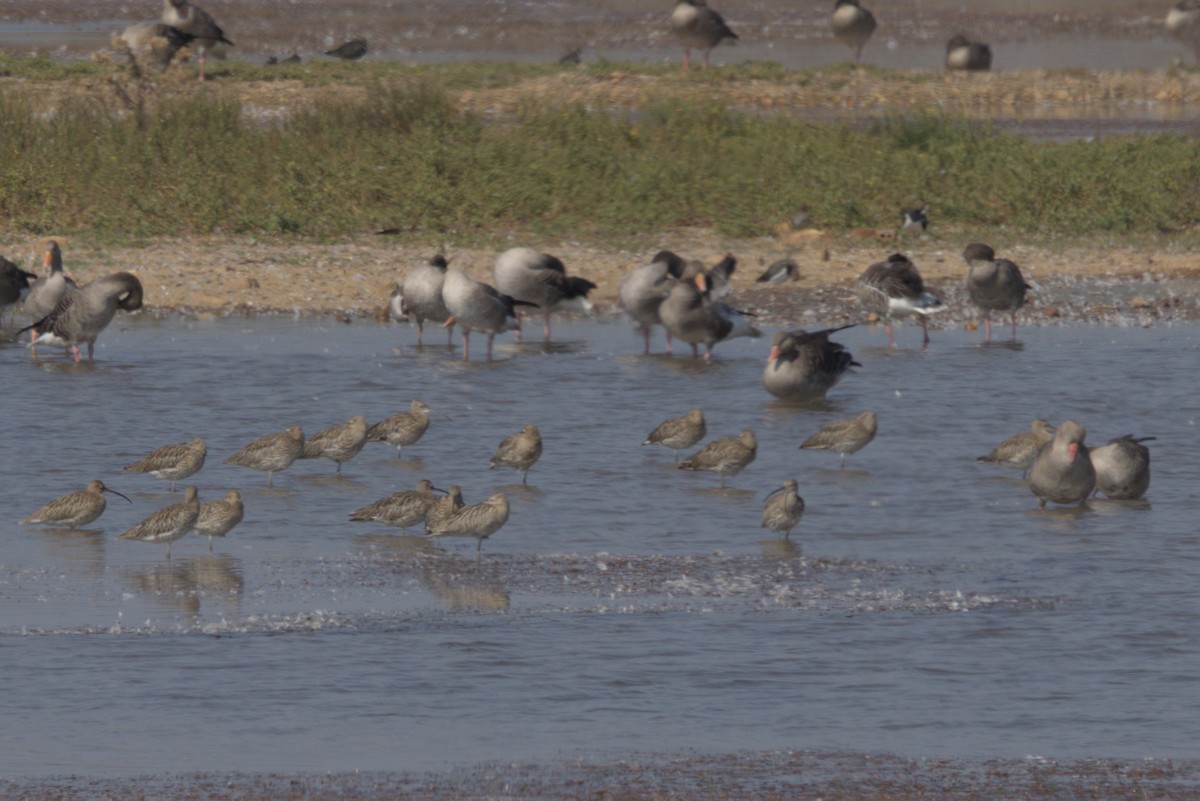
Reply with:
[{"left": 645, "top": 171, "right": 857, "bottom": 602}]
[{"left": 3, "top": 234, "right": 1156, "bottom": 559}]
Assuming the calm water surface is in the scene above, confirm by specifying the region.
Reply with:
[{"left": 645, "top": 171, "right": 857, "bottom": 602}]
[{"left": 1, "top": 315, "right": 1198, "bottom": 777}]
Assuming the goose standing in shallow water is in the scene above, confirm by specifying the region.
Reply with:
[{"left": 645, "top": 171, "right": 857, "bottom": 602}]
[
  {"left": 493, "top": 247, "right": 596, "bottom": 344},
  {"left": 679, "top": 429, "right": 757, "bottom": 488},
  {"left": 856, "top": 253, "right": 944, "bottom": 346},
  {"left": 671, "top": 0, "right": 738, "bottom": 70},
  {"left": 490, "top": 424, "right": 543, "bottom": 485},
  {"left": 367, "top": 399, "right": 435, "bottom": 458},
  {"left": 659, "top": 271, "right": 761, "bottom": 360},
  {"left": 24, "top": 241, "right": 76, "bottom": 354},
  {"left": 977, "top": 419, "right": 1055, "bottom": 472},
  {"left": 20, "top": 480, "right": 131, "bottom": 529},
  {"left": 619, "top": 250, "right": 688, "bottom": 354},
  {"left": 643, "top": 408, "right": 706, "bottom": 463},
  {"left": 301, "top": 415, "right": 369, "bottom": 474},
  {"left": 761, "top": 479, "right": 805, "bottom": 540},
  {"left": 1090, "top": 435, "right": 1153, "bottom": 500},
  {"left": 194, "top": 490, "right": 244, "bottom": 551},
  {"left": 831, "top": 0, "right": 876, "bottom": 63},
  {"left": 225, "top": 425, "right": 305, "bottom": 487},
  {"left": 427, "top": 493, "right": 510, "bottom": 561},
  {"left": 762, "top": 325, "right": 858, "bottom": 401},
  {"left": 945, "top": 34, "right": 993, "bottom": 71},
  {"left": 118, "top": 485, "right": 201, "bottom": 560},
  {"left": 0, "top": 255, "right": 35, "bottom": 326},
  {"left": 22, "top": 271, "right": 143, "bottom": 362},
  {"left": 400, "top": 255, "right": 454, "bottom": 345},
  {"left": 1028, "top": 420, "right": 1095, "bottom": 509},
  {"left": 123, "top": 436, "right": 207, "bottom": 492},
  {"left": 161, "top": 0, "right": 233, "bottom": 81},
  {"left": 800, "top": 411, "right": 877, "bottom": 469},
  {"left": 440, "top": 267, "right": 527, "bottom": 361},
  {"left": 963, "top": 243, "right": 1031, "bottom": 343}
]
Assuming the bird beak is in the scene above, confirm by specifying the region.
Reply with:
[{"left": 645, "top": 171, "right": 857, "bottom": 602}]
[
  {"left": 430, "top": 485, "right": 448, "bottom": 494},
  {"left": 105, "top": 487, "right": 133, "bottom": 504},
  {"left": 767, "top": 345, "right": 779, "bottom": 361},
  {"left": 1066, "top": 443, "right": 1078, "bottom": 462},
  {"left": 443, "top": 316, "right": 456, "bottom": 328}
]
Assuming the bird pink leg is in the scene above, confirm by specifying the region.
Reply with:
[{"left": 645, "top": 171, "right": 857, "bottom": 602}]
[
  {"left": 665, "top": 330, "right": 673, "bottom": 354},
  {"left": 983, "top": 314, "right": 993, "bottom": 344},
  {"left": 885, "top": 323, "right": 895, "bottom": 347},
  {"left": 461, "top": 331, "right": 470, "bottom": 361},
  {"left": 1010, "top": 312, "right": 1019, "bottom": 341},
  {"left": 486, "top": 333, "right": 496, "bottom": 360},
  {"left": 704, "top": 344, "right": 714, "bottom": 361},
  {"left": 29, "top": 330, "right": 39, "bottom": 358},
  {"left": 514, "top": 312, "right": 523, "bottom": 343},
  {"left": 416, "top": 320, "right": 424, "bottom": 344},
  {"left": 641, "top": 325, "right": 651, "bottom": 355},
  {"left": 543, "top": 312, "right": 552, "bottom": 343},
  {"left": 71, "top": 344, "right": 82, "bottom": 364}
]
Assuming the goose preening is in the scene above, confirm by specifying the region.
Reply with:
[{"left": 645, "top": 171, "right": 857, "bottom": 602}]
[
  {"left": 325, "top": 38, "right": 368, "bottom": 60},
  {"left": 800, "top": 411, "right": 877, "bottom": 469},
  {"left": 440, "top": 267, "right": 529, "bottom": 361},
  {"left": 679, "top": 429, "right": 757, "bottom": 488},
  {"left": 225, "top": 425, "right": 305, "bottom": 487},
  {"left": 1090, "top": 434, "right": 1154, "bottom": 501},
  {"left": 490, "top": 424, "right": 543, "bottom": 485},
  {"left": 123, "top": 436, "right": 208, "bottom": 492},
  {"left": 194, "top": 490, "right": 244, "bottom": 552},
  {"left": 426, "top": 492, "right": 510, "bottom": 561},
  {"left": 659, "top": 271, "right": 762, "bottom": 360},
  {"left": 493, "top": 247, "right": 596, "bottom": 344},
  {"left": 350, "top": 479, "right": 445, "bottom": 530},
  {"left": 831, "top": 0, "right": 876, "bottom": 63},
  {"left": 945, "top": 34, "right": 993, "bottom": 71},
  {"left": 400, "top": 255, "right": 454, "bottom": 345},
  {"left": 681, "top": 253, "right": 737, "bottom": 299},
  {"left": 761, "top": 479, "right": 805, "bottom": 540},
  {"left": 671, "top": 0, "right": 738, "bottom": 70},
  {"left": 755, "top": 259, "right": 800, "bottom": 284},
  {"left": 962, "top": 243, "right": 1031, "bottom": 343},
  {"left": 762, "top": 325, "right": 859, "bottom": 401},
  {"left": 118, "top": 485, "right": 201, "bottom": 559},
  {"left": 1028, "top": 420, "right": 1096, "bottom": 509},
  {"left": 366, "top": 399, "right": 436, "bottom": 458},
  {"left": 301, "top": 415, "right": 369, "bottom": 474},
  {"left": 976, "top": 419, "right": 1055, "bottom": 472},
  {"left": 24, "top": 241, "right": 77, "bottom": 355},
  {"left": 161, "top": 0, "right": 233, "bottom": 81},
  {"left": 20, "top": 480, "right": 131, "bottom": 529},
  {"left": 619, "top": 249, "right": 689, "bottom": 355},
  {"left": 21, "top": 271, "right": 144, "bottom": 363},
  {"left": 643, "top": 408, "right": 706, "bottom": 463},
  {"left": 856, "top": 253, "right": 944, "bottom": 346}
]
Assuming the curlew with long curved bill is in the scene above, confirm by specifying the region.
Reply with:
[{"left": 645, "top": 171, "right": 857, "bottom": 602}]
[
  {"left": 118, "top": 485, "right": 201, "bottom": 559},
  {"left": 643, "top": 408, "right": 706, "bottom": 463},
  {"left": 679, "top": 429, "right": 757, "bottom": 488},
  {"left": 124, "top": 436, "right": 207, "bottom": 492},
  {"left": 493, "top": 247, "right": 596, "bottom": 344},
  {"left": 801, "top": 411, "right": 877, "bottom": 469},
  {"left": 366, "top": 399, "right": 438, "bottom": 457},
  {"left": 756, "top": 259, "right": 800, "bottom": 284},
  {"left": 659, "top": 270, "right": 762, "bottom": 360},
  {"left": 857, "top": 253, "right": 944, "bottom": 346},
  {"left": 21, "top": 271, "right": 143, "bottom": 362},
  {"left": 945, "top": 34, "right": 993, "bottom": 71},
  {"left": 1028, "top": 420, "right": 1095, "bottom": 509},
  {"left": 424, "top": 484, "right": 465, "bottom": 532},
  {"left": 761, "top": 479, "right": 805, "bottom": 540},
  {"left": 400, "top": 255, "right": 454, "bottom": 345},
  {"left": 194, "top": 490, "right": 244, "bottom": 551},
  {"left": 977, "top": 419, "right": 1055, "bottom": 472},
  {"left": 0, "top": 255, "right": 36, "bottom": 327},
  {"left": 24, "top": 241, "right": 76, "bottom": 354},
  {"left": 762, "top": 325, "right": 859, "bottom": 401},
  {"left": 831, "top": 0, "right": 876, "bottom": 63},
  {"left": 20, "top": 480, "right": 131, "bottom": 529},
  {"left": 162, "top": 0, "right": 233, "bottom": 81},
  {"left": 962, "top": 243, "right": 1031, "bottom": 343},
  {"left": 671, "top": 0, "right": 738, "bottom": 70},
  {"left": 441, "top": 267, "right": 529, "bottom": 360},
  {"left": 1090, "top": 434, "right": 1154, "bottom": 501},
  {"left": 490, "top": 424, "right": 543, "bottom": 485},
  {"left": 225, "top": 425, "right": 304, "bottom": 487},
  {"left": 619, "top": 250, "right": 689, "bottom": 354},
  {"left": 350, "top": 478, "right": 445, "bottom": 530},
  {"left": 427, "top": 492, "right": 510, "bottom": 561},
  {"left": 301, "top": 415, "right": 368, "bottom": 474}
]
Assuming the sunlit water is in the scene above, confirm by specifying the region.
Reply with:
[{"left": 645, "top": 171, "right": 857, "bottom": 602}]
[{"left": 0, "top": 314, "right": 1197, "bottom": 777}]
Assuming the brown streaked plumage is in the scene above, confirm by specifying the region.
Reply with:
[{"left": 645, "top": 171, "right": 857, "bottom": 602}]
[
  {"left": 366, "top": 399, "right": 433, "bottom": 458},
  {"left": 427, "top": 492, "right": 510, "bottom": 560},
  {"left": 490, "top": 424, "right": 543, "bottom": 485},
  {"left": 124, "top": 436, "right": 207, "bottom": 492},
  {"left": 1028, "top": 420, "right": 1095, "bottom": 509},
  {"left": 350, "top": 479, "right": 444, "bottom": 530},
  {"left": 762, "top": 325, "right": 859, "bottom": 401},
  {"left": 761, "top": 479, "right": 805, "bottom": 540},
  {"left": 118, "top": 485, "right": 201, "bottom": 559},
  {"left": 643, "top": 408, "right": 706, "bottom": 463},
  {"left": 800, "top": 411, "right": 877, "bottom": 469},
  {"left": 225, "top": 425, "right": 304, "bottom": 487},
  {"left": 194, "top": 490, "right": 244, "bottom": 551},
  {"left": 424, "top": 485, "right": 465, "bottom": 532},
  {"left": 21, "top": 271, "right": 143, "bottom": 363},
  {"left": 679, "top": 429, "right": 757, "bottom": 488},
  {"left": 20, "top": 480, "right": 131, "bottom": 529},
  {"left": 977, "top": 419, "right": 1055, "bottom": 472},
  {"left": 1090, "top": 435, "right": 1153, "bottom": 501},
  {"left": 301, "top": 415, "right": 368, "bottom": 474}
]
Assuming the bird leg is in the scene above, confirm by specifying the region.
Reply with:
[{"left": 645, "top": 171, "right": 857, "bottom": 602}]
[
  {"left": 920, "top": 316, "right": 930, "bottom": 346},
  {"left": 1010, "top": 312, "right": 1019, "bottom": 341},
  {"left": 416, "top": 320, "right": 424, "bottom": 344},
  {"left": 446, "top": 322, "right": 455, "bottom": 347},
  {"left": 664, "top": 329, "right": 673, "bottom": 354},
  {"left": 71, "top": 344, "right": 82, "bottom": 364},
  {"left": 885, "top": 323, "right": 895, "bottom": 347},
  {"left": 641, "top": 325, "right": 651, "bottom": 356},
  {"left": 486, "top": 333, "right": 496, "bottom": 361},
  {"left": 461, "top": 330, "right": 470, "bottom": 361},
  {"left": 690, "top": 343, "right": 699, "bottom": 358},
  {"left": 704, "top": 344, "right": 714, "bottom": 361},
  {"left": 982, "top": 313, "right": 993, "bottom": 344},
  {"left": 543, "top": 312, "right": 552, "bottom": 343}
]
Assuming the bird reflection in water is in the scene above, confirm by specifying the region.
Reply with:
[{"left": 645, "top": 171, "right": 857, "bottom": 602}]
[{"left": 124, "top": 554, "right": 244, "bottom": 617}]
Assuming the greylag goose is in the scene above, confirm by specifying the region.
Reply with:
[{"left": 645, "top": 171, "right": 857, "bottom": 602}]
[
  {"left": 0, "top": 255, "right": 35, "bottom": 326},
  {"left": 20, "top": 480, "right": 131, "bottom": 529},
  {"left": 762, "top": 324, "right": 858, "bottom": 401},
  {"left": 24, "top": 241, "right": 76, "bottom": 354},
  {"left": 1028, "top": 419, "right": 1095, "bottom": 509},
  {"left": 1166, "top": 1, "right": 1200, "bottom": 61},
  {"left": 659, "top": 272, "right": 761, "bottom": 360},
  {"left": 619, "top": 249, "right": 688, "bottom": 354},
  {"left": 400, "top": 255, "right": 454, "bottom": 345},
  {"left": 162, "top": 0, "right": 233, "bottom": 81},
  {"left": 493, "top": 247, "right": 596, "bottom": 343},
  {"left": 856, "top": 253, "right": 944, "bottom": 346},
  {"left": 1090, "top": 434, "right": 1153, "bottom": 500},
  {"left": 671, "top": 0, "right": 738, "bottom": 70},
  {"left": 831, "top": 0, "right": 876, "bottom": 63},
  {"left": 441, "top": 267, "right": 528, "bottom": 360},
  {"left": 22, "top": 271, "right": 143, "bottom": 362},
  {"left": 945, "top": 34, "right": 993, "bottom": 71},
  {"left": 963, "top": 243, "right": 1031, "bottom": 343}
]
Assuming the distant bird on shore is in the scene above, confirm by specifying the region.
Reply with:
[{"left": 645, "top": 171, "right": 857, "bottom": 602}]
[
  {"left": 116, "top": 21, "right": 195, "bottom": 69},
  {"left": 559, "top": 47, "right": 583, "bottom": 65},
  {"left": 401, "top": 255, "right": 454, "bottom": 345},
  {"left": 493, "top": 247, "right": 596, "bottom": 344},
  {"left": 301, "top": 415, "right": 369, "bottom": 474},
  {"left": 441, "top": 268, "right": 529, "bottom": 360},
  {"left": 161, "top": 0, "right": 233, "bottom": 81},
  {"left": 194, "top": 490, "right": 244, "bottom": 551},
  {"left": 325, "top": 38, "right": 368, "bottom": 60},
  {"left": 679, "top": 429, "right": 757, "bottom": 488},
  {"left": 761, "top": 479, "right": 805, "bottom": 540},
  {"left": 367, "top": 399, "right": 436, "bottom": 458},
  {"left": 118, "top": 485, "right": 201, "bottom": 559},
  {"left": 762, "top": 325, "right": 858, "bottom": 401},
  {"left": 962, "top": 243, "right": 1031, "bottom": 343},
  {"left": 124, "top": 436, "right": 208, "bottom": 492},
  {"left": 856, "top": 253, "right": 944, "bottom": 346},
  {"left": 20, "top": 480, "right": 131, "bottom": 529},
  {"left": 831, "top": 0, "right": 876, "bottom": 63},
  {"left": 266, "top": 51, "right": 301, "bottom": 65},
  {"left": 977, "top": 419, "right": 1055, "bottom": 472},
  {"left": 756, "top": 259, "right": 800, "bottom": 284},
  {"left": 21, "top": 272, "right": 144, "bottom": 363},
  {"left": 1090, "top": 435, "right": 1154, "bottom": 501},
  {"left": 1166, "top": 1, "right": 1200, "bottom": 61},
  {"left": 945, "top": 34, "right": 993, "bottom": 71},
  {"left": 671, "top": 0, "right": 738, "bottom": 70},
  {"left": 901, "top": 204, "right": 929, "bottom": 233},
  {"left": 1028, "top": 420, "right": 1095, "bottom": 509},
  {"left": 427, "top": 492, "right": 511, "bottom": 561},
  {"left": 619, "top": 249, "right": 689, "bottom": 354},
  {"left": 225, "top": 425, "right": 305, "bottom": 487},
  {"left": 490, "top": 424, "right": 543, "bottom": 485},
  {"left": 800, "top": 411, "right": 877, "bottom": 469},
  {"left": 0, "top": 255, "right": 35, "bottom": 327},
  {"left": 643, "top": 408, "right": 707, "bottom": 463}
]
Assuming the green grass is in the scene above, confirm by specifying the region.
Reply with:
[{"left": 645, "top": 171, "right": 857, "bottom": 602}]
[{"left": 1, "top": 70, "right": 1198, "bottom": 242}]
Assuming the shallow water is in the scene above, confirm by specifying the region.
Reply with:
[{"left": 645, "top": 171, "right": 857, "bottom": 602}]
[{"left": 1, "top": 313, "right": 1197, "bottom": 777}]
